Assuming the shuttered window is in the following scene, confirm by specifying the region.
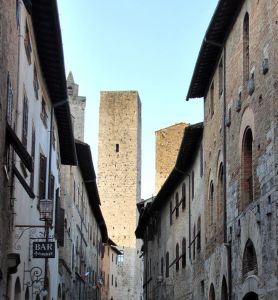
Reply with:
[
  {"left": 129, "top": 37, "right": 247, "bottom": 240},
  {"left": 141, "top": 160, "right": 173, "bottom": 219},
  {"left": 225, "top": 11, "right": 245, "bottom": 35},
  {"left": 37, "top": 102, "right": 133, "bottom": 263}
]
[
  {"left": 30, "top": 126, "right": 35, "bottom": 189},
  {"left": 22, "top": 95, "right": 28, "bottom": 148},
  {"left": 48, "top": 174, "right": 55, "bottom": 200},
  {"left": 39, "top": 153, "right": 47, "bottom": 199}
]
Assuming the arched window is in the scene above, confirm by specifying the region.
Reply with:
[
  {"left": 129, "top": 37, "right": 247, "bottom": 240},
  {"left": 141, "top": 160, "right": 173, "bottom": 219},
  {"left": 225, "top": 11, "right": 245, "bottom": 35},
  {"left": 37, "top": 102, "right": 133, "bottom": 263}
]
[
  {"left": 14, "top": 277, "right": 21, "bottom": 300},
  {"left": 161, "top": 257, "right": 164, "bottom": 276},
  {"left": 209, "top": 181, "right": 214, "bottom": 229},
  {"left": 182, "top": 183, "right": 186, "bottom": 210},
  {"left": 243, "top": 13, "right": 250, "bottom": 83},
  {"left": 221, "top": 276, "right": 228, "bottom": 300},
  {"left": 209, "top": 283, "right": 216, "bottom": 300},
  {"left": 242, "top": 239, "right": 258, "bottom": 280},
  {"left": 197, "top": 217, "right": 201, "bottom": 252},
  {"left": 175, "top": 192, "right": 179, "bottom": 218},
  {"left": 182, "top": 238, "right": 186, "bottom": 268},
  {"left": 25, "top": 287, "right": 30, "bottom": 300},
  {"left": 241, "top": 127, "right": 253, "bottom": 209},
  {"left": 217, "top": 163, "right": 224, "bottom": 224},
  {"left": 166, "top": 252, "right": 169, "bottom": 278},
  {"left": 176, "top": 243, "right": 179, "bottom": 272}
]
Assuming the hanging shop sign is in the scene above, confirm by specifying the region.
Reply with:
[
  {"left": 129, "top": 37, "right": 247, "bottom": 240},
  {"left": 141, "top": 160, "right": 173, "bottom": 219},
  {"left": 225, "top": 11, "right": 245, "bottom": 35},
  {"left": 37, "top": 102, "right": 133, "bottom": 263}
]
[{"left": 33, "top": 242, "right": 55, "bottom": 258}]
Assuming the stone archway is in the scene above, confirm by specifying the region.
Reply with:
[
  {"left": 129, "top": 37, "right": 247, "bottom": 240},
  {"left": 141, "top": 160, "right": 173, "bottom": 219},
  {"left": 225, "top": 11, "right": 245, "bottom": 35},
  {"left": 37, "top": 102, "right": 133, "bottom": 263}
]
[{"left": 243, "top": 292, "right": 258, "bottom": 300}]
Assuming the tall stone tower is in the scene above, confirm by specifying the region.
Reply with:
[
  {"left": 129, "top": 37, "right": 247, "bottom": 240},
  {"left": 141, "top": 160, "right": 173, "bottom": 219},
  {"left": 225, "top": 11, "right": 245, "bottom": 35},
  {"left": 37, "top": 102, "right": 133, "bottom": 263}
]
[
  {"left": 155, "top": 122, "right": 189, "bottom": 193},
  {"left": 98, "top": 91, "right": 142, "bottom": 299}
]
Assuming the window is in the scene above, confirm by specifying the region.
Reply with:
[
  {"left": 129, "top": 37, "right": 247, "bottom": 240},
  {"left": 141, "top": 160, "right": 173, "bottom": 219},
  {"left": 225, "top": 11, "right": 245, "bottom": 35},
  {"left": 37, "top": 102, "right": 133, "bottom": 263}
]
[
  {"left": 219, "top": 59, "right": 223, "bottom": 96},
  {"left": 38, "top": 153, "right": 47, "bottom": 199},
  {"left": 192, "top": 171, "right": 195, "bottom": 200},
  {"left": 243, "top": 13, "right": 250, "bottom": 84},
  {"left": 22, "top": 94, "right": 29, "bottom": 148},
  {"left": 24, "top": 22, "right": 32, "bottom": 64},
  {"left": 161, "top": 257, "right": 164, "bottom": 276},
  {"left": 175, "top": 192, "right": 179, "bottom": 218},
  {"left": 197, "top": 217, "right": 201, "bottom": 252},
  {"left": 170, "top": 202, "right": 173, "bottom": 225},
  {"left": 217, "top": 164, "right": 224, "bottom": 224},
  {"left": 16, "top": 0, "right": 20, "bottom": 27},
  {"left": 111, "top": 274, "right": 113, "bottom": 286},
  {"left": 48, "top": 174, "right": 55, "bottom": 200},
  {"left": 67, "top": 86, "right": 73, "bottom": 96},
  {"left": 166, "top": 252, "right": 169, "bottom": 278},
  {"left": 210, "top": 82, "right": 214, "bottom": 117},
  {"left": 33, "top": 66, "right": 39, "bottom": 99},
  {"left": 182, "top": 183, "right": 186, "bottom": 210},
  {"left": 176, "top": 243, "right": 179, "bottom": 272},
  {"left": 41, "top": 97, "right": 48, "bottom": 127},
  {"left": 193, "top": 225, "right": 196, "bottom": 260},
  {"left": 182, "top": 238, "right": 186, "bottom": 268},
  {"left": 242, "top": 239, "right": 258, "bottom": 280},
  {"left": 200, "top": 144, "right": 203, "bottom": 177},
  {"left": 30, "top": 126, "right": 35, "bottom": 189},
  {"left": 209, "top": 181, "right": 214, "bottom": 228},
  {"left": 6, "top": 74, "right": 13, "bottom": 124},
  {"left": 241, "top": 127, "right": 253, "bottom": 209},
  {"left": 116, "top": 144, "right": 119, "bottom": 152}
]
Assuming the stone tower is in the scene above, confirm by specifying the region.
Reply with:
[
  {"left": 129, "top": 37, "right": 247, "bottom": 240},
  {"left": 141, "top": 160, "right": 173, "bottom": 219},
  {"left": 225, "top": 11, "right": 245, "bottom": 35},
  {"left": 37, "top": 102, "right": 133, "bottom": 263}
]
[
  {"left": 155, "top": 122, "right": 189, "bottom": 193},
  {"left": 98, "top": 91, "right": 142, "bottom": 299},
  {"left": 66, "top": 71, "right": 86, "bottom": 141}
]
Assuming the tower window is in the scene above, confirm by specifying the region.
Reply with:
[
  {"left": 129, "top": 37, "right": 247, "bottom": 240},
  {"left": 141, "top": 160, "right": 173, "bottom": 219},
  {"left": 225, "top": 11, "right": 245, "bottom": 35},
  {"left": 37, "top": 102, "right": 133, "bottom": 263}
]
[{"left": 116, "top": 144, "right": 119, "bottom": 152}]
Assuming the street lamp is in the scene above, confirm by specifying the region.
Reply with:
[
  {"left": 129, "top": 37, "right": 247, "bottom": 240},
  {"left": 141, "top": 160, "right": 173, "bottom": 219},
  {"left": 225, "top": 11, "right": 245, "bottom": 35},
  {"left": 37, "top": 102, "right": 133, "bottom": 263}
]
[{"left": 39, "top": 199, "right": 53, "bottom": 222}]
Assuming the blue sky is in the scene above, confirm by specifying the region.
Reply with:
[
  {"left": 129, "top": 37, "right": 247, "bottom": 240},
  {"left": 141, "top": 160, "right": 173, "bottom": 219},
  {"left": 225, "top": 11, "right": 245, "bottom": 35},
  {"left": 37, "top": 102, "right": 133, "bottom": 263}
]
[{"left": 58, "top": 0, "right": 218, "bottom": 199}]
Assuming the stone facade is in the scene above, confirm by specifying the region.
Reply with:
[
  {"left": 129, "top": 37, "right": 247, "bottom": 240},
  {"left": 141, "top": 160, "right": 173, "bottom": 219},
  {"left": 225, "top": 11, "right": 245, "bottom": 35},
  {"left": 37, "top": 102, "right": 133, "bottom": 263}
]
[
  {"left": 98, "top": 91, "right": 142, "bottom": 299},
  {"left": 155, "top": 123, "right": 189, "bottom": 193},
  {"left": 138, "top": 1, "right": 278, "bottom": 299},
  {"left": 0, "top": 0, "right": 19, "bottom": 296}
]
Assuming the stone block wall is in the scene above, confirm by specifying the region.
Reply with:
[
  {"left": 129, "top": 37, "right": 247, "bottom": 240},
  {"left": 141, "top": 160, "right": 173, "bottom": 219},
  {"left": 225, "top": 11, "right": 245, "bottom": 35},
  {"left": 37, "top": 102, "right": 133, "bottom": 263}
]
[
  {"left": 97, "top": 91, "right": 142, "bottom": 299},
  {"left": 155, "top": 123, "right": 188, "bottom": 194}
]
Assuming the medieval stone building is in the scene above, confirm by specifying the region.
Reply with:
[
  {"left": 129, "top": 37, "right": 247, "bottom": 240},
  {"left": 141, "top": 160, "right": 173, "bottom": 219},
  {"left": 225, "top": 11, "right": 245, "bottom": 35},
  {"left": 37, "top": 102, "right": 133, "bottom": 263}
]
[
  {"left": 137, "top": 0, "right": 278, "bottom": 299},
  {"left": 98, "top": 91, "right": 142, "bottom": 299}
]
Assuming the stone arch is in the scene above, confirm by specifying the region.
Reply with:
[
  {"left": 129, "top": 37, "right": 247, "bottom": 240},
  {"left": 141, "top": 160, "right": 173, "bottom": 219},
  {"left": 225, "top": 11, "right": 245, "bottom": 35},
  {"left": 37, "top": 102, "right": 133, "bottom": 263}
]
[
  {"left": 221, "top": 276, "right": 228, "bottom": 300},
  {"left": 242, "top": 239, "right": 258, "bottom": 281},
  {"left": 243, "top": 292, "right": 258, "bottom": 300},
  {"left": 14, "top": 277, "right": 21, "bottom": 300},
  {"left": 209, "top": 283, "right": 216, "bottom": 300}
]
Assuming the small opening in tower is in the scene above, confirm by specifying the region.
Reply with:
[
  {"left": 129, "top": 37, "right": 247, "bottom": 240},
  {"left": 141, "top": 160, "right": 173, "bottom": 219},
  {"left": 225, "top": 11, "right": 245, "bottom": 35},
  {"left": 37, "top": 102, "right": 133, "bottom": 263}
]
[{"left": 116, "top": 144, "right": 119, "bottom": 152}]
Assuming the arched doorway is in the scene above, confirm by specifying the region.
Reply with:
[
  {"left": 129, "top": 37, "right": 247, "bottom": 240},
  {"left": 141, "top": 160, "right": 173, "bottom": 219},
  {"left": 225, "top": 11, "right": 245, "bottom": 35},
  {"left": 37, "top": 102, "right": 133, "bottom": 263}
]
[
  {"left": 243, "top": 292, "right": 258, "bottom": 300},
  {"left": 209, "top": 283, "right": 215, "bottom": 300},
  {"left": 221, "top": 276, "right": 228, "bottom": 300},
  {"left": 242, "top": 239, "right": 258, "bottom": 280},
  {"left": 14, "top": 277, "right": 21, "bottom": 300}
]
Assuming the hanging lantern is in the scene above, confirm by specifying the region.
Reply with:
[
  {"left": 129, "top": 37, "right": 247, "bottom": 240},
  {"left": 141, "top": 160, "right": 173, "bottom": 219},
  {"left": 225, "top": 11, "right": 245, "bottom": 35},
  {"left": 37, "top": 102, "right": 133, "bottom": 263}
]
[{"left": 39, "top": 199, "right": 53, "bottom": 222}]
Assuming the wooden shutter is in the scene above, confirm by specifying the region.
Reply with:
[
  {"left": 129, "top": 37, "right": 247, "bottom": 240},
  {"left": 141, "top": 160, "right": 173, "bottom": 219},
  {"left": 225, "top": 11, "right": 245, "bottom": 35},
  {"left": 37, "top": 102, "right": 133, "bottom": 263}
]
[
  {"left": 39, "top": 154, "right": 46, "bottom": 199},
  {"left": 22, "top": 95, "right": 28, "bottom": 148},
  {"left": 57, "top": 208, "right": 65, "bottom": 247},
  {"left": 48, "top": 174, "right": 55, "bottom": 200}
]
